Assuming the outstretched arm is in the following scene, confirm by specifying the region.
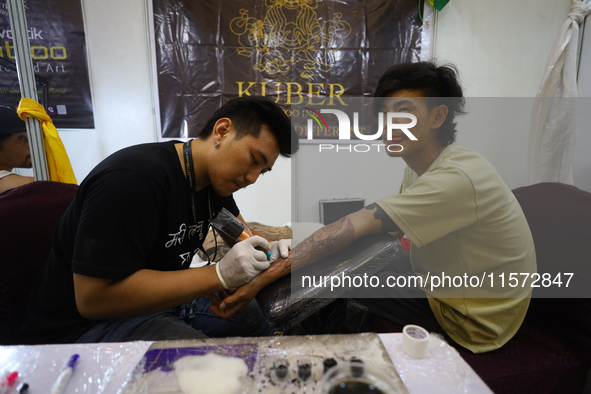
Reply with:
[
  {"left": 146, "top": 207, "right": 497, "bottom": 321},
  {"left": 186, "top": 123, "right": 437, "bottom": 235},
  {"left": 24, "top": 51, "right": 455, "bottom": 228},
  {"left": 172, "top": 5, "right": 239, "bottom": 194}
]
[
  {"left": 267, "top": 202, "right": 400, "bottom": 277},
  {"left": 210, "top": 203, "right": 400, "bottom": 317},
  {"left": 75, "top": 236, "right": 271, "bottom": 319}
]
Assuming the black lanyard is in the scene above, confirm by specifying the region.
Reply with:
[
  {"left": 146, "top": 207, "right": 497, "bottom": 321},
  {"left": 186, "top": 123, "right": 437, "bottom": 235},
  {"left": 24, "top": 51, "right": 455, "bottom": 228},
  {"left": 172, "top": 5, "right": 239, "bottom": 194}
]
[
  {"left": 182, "top": 140, "right": 216, "bottom": 264},
  {"left": 183, "top": 140, "right": 198, "bottom": 226}
]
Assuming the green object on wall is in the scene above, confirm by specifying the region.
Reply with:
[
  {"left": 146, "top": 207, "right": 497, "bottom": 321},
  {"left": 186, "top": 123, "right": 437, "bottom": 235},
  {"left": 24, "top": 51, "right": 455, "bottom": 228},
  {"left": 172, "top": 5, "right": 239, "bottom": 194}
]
[{"left": 427, "top": 0, "right": 450, "bottom": 11}]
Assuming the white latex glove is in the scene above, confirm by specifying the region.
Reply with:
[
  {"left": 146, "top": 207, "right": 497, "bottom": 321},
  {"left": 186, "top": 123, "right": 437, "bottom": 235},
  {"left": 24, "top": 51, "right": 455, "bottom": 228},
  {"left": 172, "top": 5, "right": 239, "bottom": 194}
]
[
  {"left": 270, "top": 239, "right": 291, "bottom": 261},
  {"left": 215, "top": 236, "right": 271, "bottom": 289}
]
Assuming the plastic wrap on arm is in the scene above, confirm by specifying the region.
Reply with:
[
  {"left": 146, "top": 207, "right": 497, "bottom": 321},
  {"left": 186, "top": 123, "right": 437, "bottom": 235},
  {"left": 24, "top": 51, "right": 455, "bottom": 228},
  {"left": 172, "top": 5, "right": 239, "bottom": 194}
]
[{"left": 256, "top": 233, "right": 404, "bottom": 330}]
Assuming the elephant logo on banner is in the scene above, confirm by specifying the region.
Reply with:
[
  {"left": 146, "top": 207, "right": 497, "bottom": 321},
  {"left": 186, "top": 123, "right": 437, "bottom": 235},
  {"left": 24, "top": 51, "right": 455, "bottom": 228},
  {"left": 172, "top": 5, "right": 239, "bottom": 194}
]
[{"left": 230, "top": 0, "right": 352, "bottom": 79}]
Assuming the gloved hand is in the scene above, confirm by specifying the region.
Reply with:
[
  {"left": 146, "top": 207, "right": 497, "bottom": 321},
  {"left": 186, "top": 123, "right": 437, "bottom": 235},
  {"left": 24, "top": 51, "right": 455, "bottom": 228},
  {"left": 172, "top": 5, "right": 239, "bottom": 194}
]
[
  {"left": 215, "top": 236, "right": 271, "bottom": 289},
  {"left": 270, "top": 239, "right": 291, "bottom": 261}
]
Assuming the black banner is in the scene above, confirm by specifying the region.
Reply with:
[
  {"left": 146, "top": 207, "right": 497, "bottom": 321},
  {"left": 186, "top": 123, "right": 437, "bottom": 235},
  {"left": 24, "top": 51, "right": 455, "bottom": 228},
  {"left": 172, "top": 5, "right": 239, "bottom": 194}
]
[
  {"left": 153, "top": 0, "right": 423, "bottom": 138},
  {"left": 0, "top": 0, "right": 94, "bottom": 128}
]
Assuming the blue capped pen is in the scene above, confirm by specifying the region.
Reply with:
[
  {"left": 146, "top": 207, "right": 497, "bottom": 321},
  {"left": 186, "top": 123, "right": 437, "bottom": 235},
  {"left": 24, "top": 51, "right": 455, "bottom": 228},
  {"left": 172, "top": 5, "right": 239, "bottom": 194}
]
[{"left": 50, "top": 354, "right": 79, "bottom": 394}]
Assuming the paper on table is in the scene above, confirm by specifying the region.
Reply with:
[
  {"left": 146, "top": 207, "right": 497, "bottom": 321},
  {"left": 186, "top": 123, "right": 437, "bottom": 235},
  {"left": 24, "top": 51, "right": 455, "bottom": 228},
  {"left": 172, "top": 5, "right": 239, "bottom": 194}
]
[{"left": 378, "top": 333, "right": 493, "bottom": 394}]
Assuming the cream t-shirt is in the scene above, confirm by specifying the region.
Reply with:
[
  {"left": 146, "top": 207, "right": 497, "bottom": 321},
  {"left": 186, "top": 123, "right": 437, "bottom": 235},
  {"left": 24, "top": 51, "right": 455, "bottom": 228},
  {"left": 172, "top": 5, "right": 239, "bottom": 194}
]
[
  {"left": 377, "top": 144, "right": 536, "bottom": 353},
  {"left": 0, "top": 170, "right": 14, "bottom": 179}
]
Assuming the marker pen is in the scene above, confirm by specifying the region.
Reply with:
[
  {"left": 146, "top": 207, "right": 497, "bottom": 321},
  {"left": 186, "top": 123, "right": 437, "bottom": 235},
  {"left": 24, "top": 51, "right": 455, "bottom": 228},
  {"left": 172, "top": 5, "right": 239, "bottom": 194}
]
[
  {"left": 0, "top": 371, "right": 18, "bottom": 394},
  {"left": 50, "top": 354, "right": 79, "bottom": 394}
]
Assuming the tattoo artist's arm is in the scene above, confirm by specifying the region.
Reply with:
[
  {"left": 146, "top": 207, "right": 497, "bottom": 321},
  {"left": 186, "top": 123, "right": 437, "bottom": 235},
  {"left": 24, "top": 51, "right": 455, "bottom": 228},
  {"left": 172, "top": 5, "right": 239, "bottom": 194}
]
[{"left": 73, "top": 265, "right": 224, "bottom": 320}]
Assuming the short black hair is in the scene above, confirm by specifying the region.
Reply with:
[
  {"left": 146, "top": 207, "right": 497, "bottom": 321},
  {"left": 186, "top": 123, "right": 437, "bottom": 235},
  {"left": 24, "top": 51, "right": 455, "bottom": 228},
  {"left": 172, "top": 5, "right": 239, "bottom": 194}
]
[
  {"left": 0, "top": 105, "right": 26, "bottom": 146},
  {"left": 374, "top": 61, "right": 466, "bottom": 146},
  {"left": 198, "top": 96, "right": 299, "bottom": 157}
]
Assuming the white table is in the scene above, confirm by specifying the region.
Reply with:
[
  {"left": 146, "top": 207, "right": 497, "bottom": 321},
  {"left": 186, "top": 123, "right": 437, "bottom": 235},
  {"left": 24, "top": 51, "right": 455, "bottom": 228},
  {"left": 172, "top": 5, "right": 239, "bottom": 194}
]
[{"left": 0, "top": 333, "right": 492, "bottom": 394}]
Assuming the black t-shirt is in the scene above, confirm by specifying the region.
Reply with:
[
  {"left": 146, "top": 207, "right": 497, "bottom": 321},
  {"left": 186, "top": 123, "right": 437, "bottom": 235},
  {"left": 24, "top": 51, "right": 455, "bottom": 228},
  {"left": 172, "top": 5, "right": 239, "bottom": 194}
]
[{"left": 22, "top": 141, "right": 239, "bottom": 344}]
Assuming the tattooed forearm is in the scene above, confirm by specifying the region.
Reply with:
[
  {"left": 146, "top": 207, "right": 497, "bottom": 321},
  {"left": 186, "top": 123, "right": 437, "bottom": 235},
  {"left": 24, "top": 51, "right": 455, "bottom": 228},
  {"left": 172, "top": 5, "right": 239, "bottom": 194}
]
[
  {"left": 254, "top": 206, "right": 396, "bottom": 283},
  {"left": 365, "top": 203, "right": 400, "bottom": 233},
  {"left": 267, "top": 256, "right": 292, "bottom": 276},
  {"left": 290, "top": 216, "right": 356, "bottom": 271},
  {"left": 247, "top": 222, "right": 292, "bottom": 241},
  {"left": 259, "top": 215, "right": 363, "bottom": 281}
]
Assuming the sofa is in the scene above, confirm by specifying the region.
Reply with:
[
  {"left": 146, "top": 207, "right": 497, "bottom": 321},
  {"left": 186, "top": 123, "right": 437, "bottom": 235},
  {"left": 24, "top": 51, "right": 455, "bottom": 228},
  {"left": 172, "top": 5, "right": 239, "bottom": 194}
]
[{"left": 0, "top": 181, "right": 78, "bottom": 344}]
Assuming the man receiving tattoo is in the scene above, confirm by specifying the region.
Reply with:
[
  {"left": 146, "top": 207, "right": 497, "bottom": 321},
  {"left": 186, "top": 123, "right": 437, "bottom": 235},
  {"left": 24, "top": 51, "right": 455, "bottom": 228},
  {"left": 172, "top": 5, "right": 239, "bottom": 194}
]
[{"left": 210, "top": 62, "right": 536, "bottom": 354}]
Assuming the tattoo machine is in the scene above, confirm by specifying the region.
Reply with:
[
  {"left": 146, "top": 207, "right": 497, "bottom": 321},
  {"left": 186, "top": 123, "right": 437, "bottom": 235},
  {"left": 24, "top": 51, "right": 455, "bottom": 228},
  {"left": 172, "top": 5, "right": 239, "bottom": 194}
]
[{"left": 210, "top": 208, "right": 272, "bottom": 259}]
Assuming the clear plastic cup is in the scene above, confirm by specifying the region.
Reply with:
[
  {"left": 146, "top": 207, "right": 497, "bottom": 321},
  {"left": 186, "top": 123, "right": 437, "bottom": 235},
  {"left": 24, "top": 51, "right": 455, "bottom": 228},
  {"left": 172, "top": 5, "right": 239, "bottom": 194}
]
[{"left": 319, "top": 361, "right": 401, "bottom": 394}]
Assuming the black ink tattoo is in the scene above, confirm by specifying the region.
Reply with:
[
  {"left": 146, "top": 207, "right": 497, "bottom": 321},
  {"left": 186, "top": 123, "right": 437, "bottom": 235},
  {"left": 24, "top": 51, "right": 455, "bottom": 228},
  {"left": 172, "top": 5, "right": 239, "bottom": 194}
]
[
  {"left": 290, "top": 216, "right": 355, "bottom": 270},
  {"left": 248, "top": 222, "right": 292, "bottom": 240},
  {"left": 267, "top": 256, "right": 291, "bottom": 276}
]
